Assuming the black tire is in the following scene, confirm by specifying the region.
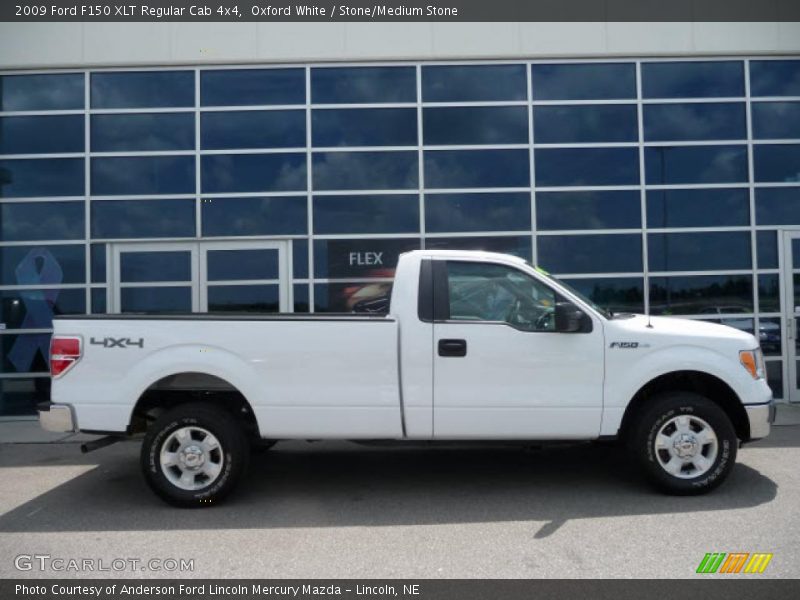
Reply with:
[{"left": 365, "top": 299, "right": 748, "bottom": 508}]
[
  {"left": 141, "top": 403, "right": 249, "bottom": 508},
  {"left": 628, "top": 392, "right": 737, "bottom": 495}
]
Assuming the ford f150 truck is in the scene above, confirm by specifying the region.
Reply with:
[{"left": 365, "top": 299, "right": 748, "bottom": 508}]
[{"left": 39, "top": 250, "right": 774, "bottom": 507}]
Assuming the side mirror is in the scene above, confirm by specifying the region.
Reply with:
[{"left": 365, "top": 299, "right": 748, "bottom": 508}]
[{"left": 555, "top": 302, "right": 588, "bottom": 333}]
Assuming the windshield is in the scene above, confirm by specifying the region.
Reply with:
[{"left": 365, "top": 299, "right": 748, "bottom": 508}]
[{"left": 529, "top": 264, "right": 614, "bottom": 320}]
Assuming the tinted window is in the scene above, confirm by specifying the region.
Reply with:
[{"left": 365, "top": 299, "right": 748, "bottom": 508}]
[
  {"left": 534, "top": 105, "right": 638, "bottom": 143},
  {"left": 0, "top": 158, "right": 84, "bottom": 198},
  {"left": 313, "top": 151, "right": 417, "bottom": 190},
  {"left": 201, "top": 196, "right": 307, "bottom": 236},
  {"left": 750, "top": 60, "right": 800, "bottom": 97},
  {"left": 121, "top": 251, "right": 191, "bottom": 283},
  {"left": 645, "top": 146, "right": 748, "bottom": 184},
  {"left": 208, "top": 285, "right": 280, "bottom": 313},
  {"left": 313, "top": 108, "right": 417, "bottom": 147},
  {"left": 314, "top": 282, "right": 394, "bottom": 313},
  {"left": 311, "top": 67, "right": 416, "bottom": 104},
  {"left": 202, "top": 153, "right": 306, "bottom": 193},
  {"left": 201, "top": 110, "right": 305, "bottom": 149},
  {"left": 0, "top": 378, "right": 51, "bottom": 416},
  {"left": 424, "top": 106, "right": 528, "bottom": 145},
  {"left": 0, "top": 201, "right": 84, "bottom": 241},
  {"left": 422, "top": 65, "right": 527, "bottom": 102},
  {"left": 537, "top": 190, "right": 641, "bottom": 231},
  {"left": 766, "top": 361, "right": 783, "bottom": 399},
  {"left": 0, "top": 115, "right": 84, "bottom": 154},
  {"left": 752, "top": 102, "right": 800, "bottom": 139},
  {"left": 313, "top": 194, "right": 419, "bottom": 234},
  {"left": 201, "top": 68, "right": 305, "bottom": 106},
  {"left": 538, "top": 234, "right": 642, "bottom": 274},
  {"left": 92, "top": 156, "right": 195, "bottom": 195},
  {"left": 560, "top": 277, "right": 644, "bottom": 314},
  {"left": 535, "top": 148, "right": 639, "bottom": 187},
  {"left": 648, "top": 232, "right": 751, "bottom": 272},
  {"left": 755, "top": 187, "right": 800, "bottom": 225},
  {"left": 0, "top": 245, "right": 85, "bottom": 285},
  {"left": 293, "top": 239, "right": 309, "bottom": 279},
  {"left": 0, "top": 288, "right": 84, "bottom": 329},
  {"left": 0, "top": 73, "right": 84, "bottom": 111},
  {"left": 425, "top": 192, "right": 531, "bottom": 233},
  {"left": 649, "top": 275, "right": 753, "bottom": 315},
  {"left": 753, "top": 145, "right": 800, "bottom": 183},
  {"left": 641, "top": 61, "right": 744, "bottom": 98},
  {"left": 425, "top": 149, "right": 529, "bottom": 189},
  {"left": 1, "top": 335, "right": 52, "bottom": 373},
  {"left": 91, "top": 71, "right": 194, "bottom": 108},
  {"left": 314, "top": 238, "right": 420, "bottom": 279},
  {"left": 91, "top": 244, "right": 106, "bottom": 283},
  {"left": 758, "top": 275, "right": 781, "bottom": 314},
  {"left": 757, "top": 230, "right": 778, "bottom": 269},
  {"left": 120, "top": 287, "right": 192, "bottom": 313},
  {"left": 91, "top": 199, "right": 195, "bottom": 238},
  {"left": 207, "top": 249, "right": 280, "bottom": 281},
  {"left": 643, "top": 103, "right": 746, "bottom": 141},
  {"left": 531, "top": 63, "right": 636, "bottom": 100},
  {"left": 91, "top": 288, "right": 107, "bottom": 314},
  {"left": 426, "top": 235, "right": 532, "bottom": 261},
  {"left": 647, "top": 188, "right": 750, "bottom": 228},
  {"left": 294, "top": 284, "right": 310, "bottom": 313},
  {"left": 91, "top": 113, "right": 194, "bottom": 152}
]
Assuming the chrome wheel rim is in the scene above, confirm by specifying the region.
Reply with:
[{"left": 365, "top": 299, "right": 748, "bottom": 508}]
[
  {"left": 160, "top": 426, "right": 223, "bottom": 491},
  {"left": 654, "top": 414, "right": 718, "bottom": 479}
]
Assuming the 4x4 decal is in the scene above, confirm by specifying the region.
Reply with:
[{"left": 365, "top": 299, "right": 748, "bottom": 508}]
[{"left": 90, "top": 337, "right": 144, "bottom": 349}]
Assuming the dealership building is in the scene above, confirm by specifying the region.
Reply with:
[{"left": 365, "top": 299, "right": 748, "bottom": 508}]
[{"left": 0, "top": 21, "right": 799, "bottom": 416}]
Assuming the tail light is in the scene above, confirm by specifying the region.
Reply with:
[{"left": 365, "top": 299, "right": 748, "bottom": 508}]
[{"left": 50, "top": 336, "right": 82, "bottom": 378}]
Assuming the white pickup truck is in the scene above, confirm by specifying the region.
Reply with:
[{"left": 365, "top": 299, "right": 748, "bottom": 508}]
[{"left": 39, "top": 250, "right": 774, "bottom": 507}]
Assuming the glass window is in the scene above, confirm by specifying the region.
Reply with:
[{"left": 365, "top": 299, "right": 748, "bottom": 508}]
[
  {"left": 120, "top": 251, "right": 191, "bottom": 283},
  {"left": 766, "top": 361, "right": 783, "bottom": 399},
  {"left": 445, "top": 261, "right": 557, "bottom": 331},
  {"left": 91, "top": 71, "right": 194, "bottom": 109},
  {"left": 758, "top": 317, "right": 782, "bottom": 357},
  {"left": 643, "top": 103, "right": 746, "bottom": 141},
  {"left": 201, "top": 110, "right": 305, "bottom": 149},
  {"left": 534, "top": 105, "right": 638, "bottom": 143},
  {"left": 422, "top": 64, "right": 527, "bottom": 102},
  {"left": 758, "top": 274, "right": 781, "bottom": 314},
  {"left": 647, "top": 188, "right": 750, "bottom": 228},
  {"left": 641, "top": 61, "right": 744, "bottom": 98},
  {"left": 531, "top": 63, "right": 636, "bottom": 100},
  {"left": 293, "top": 239, "right": 309, "bottom": 279},
  {"left": 0, "top": 245, "right": 85, "bottom": 286},
  {"left": 313, "top": 108, "right": 417, "bottom": 147},
  {"left": 560, "top": 277, "right": 644, "bottom": 314},
  {"left": 201, "top": 68, "right": 305, "bottom": 106},
  {"left": 313, "top": 151, "right": 417, "bottom": 190},
  {"left": 0, "top": 158, "right": 84, "bottom": 198},
  {"left": 207, "top": 249, "right": 279, "bottom": 281},
  {"left": 314, "top": 282, "right": 394, "bottom": 314},
  {"left": 750, "top": 60, "right": 800, "bottom": 97},
  {"left": 120, "top": 287, "right": 192, "bottom": 313},
  {"left": 92, "top": 199, "right": 195, "bottom": 239},
  {"left": 752, "top": 102, "right": 800, "bottom": 140},
  {"left": 0, "top": 201, "right": 84, "bottom": 241},
  {"left": 92, "top": 113, "right": 195, "bottom": 152},
  {"left": 645, "top": 145, "right": 748, "bottom": 185},
  {"left": 2, "top": 335, "right": 52, "bottom": 373},
  {"left": 753, "top": 145, "right": 800, "bottom": 183},
  {"left": 202, "top": 153, "right": 306, "bottom": 193},
  {"left": 313, "top": 194, "right": 419, "bottom": 234},
  {"left": 755, "top": 187, "right": 800, "bottom": 225},
  {"left": 649, "top": 275, "right": 753, "bottom": 315},
  {"left": 0, "top": 288, "right": 85, "bottom": 329},
  {"left": 208, "top": 285, "right": 280, "bottom": 313},
  {"left": 311, "top": 67, "right": 416, "bottom": 104},
  {"left": 423, "top": 106, "right": 528, "bottom": 146},
  {"left": 757, "top": 230, "right": 778, "bottom": 269},
  {"left": 535, "top": 148, "right": 639, "bottom": 187},
  {"left": 91, "top": 288, "right": 106, "bottom": 314},
  {"left": 426, "top": 235, "right": 532, "bottom": 261},
  {"left": 202, "top": 196, "right": 307, "bottom": 237},
  {"left": 425, "top": 192, "right": 531, "bottom": 233},
  {"left": 0, "top": 377, "right": 51, "bottom": 416},
  {"left": 0, "top": 115, "right": 84, "bottom": 154},
  {"left": 92, "top": 156, "right": 195, "bottom": 195},
  {"left": 314, "top": 238, "right": 420, "bottom": 279},
  {"left": 648, "top": 232, "right": 751, "bottom": 272},
  {"left": 538, "top": 234, "right": 642, "bottom": 274},
  {"left": 91, "top": 244, "right": 106, "bottom": 283},
  {"left": 0, "top": 73, "right": 84, "bottom": 111},
  {"left": 425, "top": 149, "right": 529, "bottom": 189},
  {"left": 537, "top": 190, "right": 641, "bottom": 230},
  {"left": 294, "top": 283, "right": 310, "bottom": 313}
]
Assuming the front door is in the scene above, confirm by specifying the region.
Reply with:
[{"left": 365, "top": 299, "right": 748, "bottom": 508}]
[{"left": 782, "top": 231, "right": 800, "bottom": 403}]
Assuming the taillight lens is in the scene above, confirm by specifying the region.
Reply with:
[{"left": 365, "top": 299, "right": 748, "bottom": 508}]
[{"left": 50, "top": 336, "right": 82, "bottom": 378}]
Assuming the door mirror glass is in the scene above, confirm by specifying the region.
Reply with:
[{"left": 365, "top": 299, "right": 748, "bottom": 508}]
[{"left": 555, "top": 302, "right": 588, "bottom": 333}]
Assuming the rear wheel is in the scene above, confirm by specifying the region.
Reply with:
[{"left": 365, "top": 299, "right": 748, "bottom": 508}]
[{"left": 629, "top": 392, "right": 737, "bottom": 495}]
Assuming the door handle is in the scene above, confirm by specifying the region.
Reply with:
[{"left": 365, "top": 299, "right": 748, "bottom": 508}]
[{"left": 438, "top": 338, "right": 467, "bottom": 357}]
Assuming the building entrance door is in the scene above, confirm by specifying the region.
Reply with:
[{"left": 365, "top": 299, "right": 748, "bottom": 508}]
[{"left": 782, "top": 231, "right": 800, "bottom": 403}]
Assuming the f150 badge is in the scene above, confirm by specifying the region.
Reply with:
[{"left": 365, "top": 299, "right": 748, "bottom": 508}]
[
  {"left": 90, "top": 337, "right": 144, "bottom": 348},
  {"left": 609, "top": 341, "right": 651, "bottom": 349}
]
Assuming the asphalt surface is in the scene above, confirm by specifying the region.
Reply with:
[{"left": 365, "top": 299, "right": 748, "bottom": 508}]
[{"left": 0, "top": 424, "right": 799, "bottom": 579}]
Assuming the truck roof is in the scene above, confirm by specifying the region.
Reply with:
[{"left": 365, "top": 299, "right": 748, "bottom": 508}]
[{"left": 401, "top": 249, "right": 529, "bottom": 264}]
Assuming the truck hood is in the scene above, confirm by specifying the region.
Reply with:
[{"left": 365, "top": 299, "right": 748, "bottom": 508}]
[{"left": 606, "top": 314, "right": 758, "bottom": 349}]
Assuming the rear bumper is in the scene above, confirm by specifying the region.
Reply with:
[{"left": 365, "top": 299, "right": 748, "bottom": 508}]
[
  {"left": 745, "top": 400, "right": 775, "bottom": 441},
  {"left": 38, "top": 402, "right": 76, "bottom": 433}
]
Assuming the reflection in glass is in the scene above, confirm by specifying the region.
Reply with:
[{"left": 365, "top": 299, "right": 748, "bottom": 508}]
[
  {"left": 425, "top": 193, "right": 530, "bottom": 233},
  {"left": 535, "top": 148, "right": 639, "bottom": 187},
  {"left": 313, "top": 194, "right": 419, "bottom": 234},
  {"left": 313, "top": 108, "right": 417, "bottom": 147},
  {"left": 0, "top": 158, "right": 84, "bottom": 198},
  {"left": 422, "top": 64, "right": 527, "bottom": 102},
  {"left": 314, "top": 238, "right": 420, "bottom": 279},
  {"left": 645, "top": 145, "right": 748, "bottom": 185},
  {"left": 560, "top": 277, "right": 644, "bottom": 314},
  {"left": 537, "top": 190, "right": 640, "bottom": 230},
  {"left": 120, "top": 287, "right": 192, "bottom": 313},
  {"left": 757, "top": 230, "right": 778, "bottom": 269},
  {"left": 201, "top": 68, "right": 305, "bottom": 106},
  {"left": 202, "top": 196, "right": 307, "bottom": 236},
  {"left": 207, "top": 249, "right": 279, "bottom": 281},
  {"left": 425, "top": 149, "right": 529, "bottom": 189},
  {"left": 202, "top": 153, "right": 306, "bottom": 193},
  {"left": 91, "top": 244, "right": 106, "bottom": 283},
  {"left": 0, "top": 377, "right": 51, "bottom": 416},
  {"left": 120, "top": 252, "right": 191, "bottom": 283},
  {"left": 534, "top": 105, "right": 638, "bottom": 143},
  {"left": 311, "top": 67, "right": 416, "bottom": 104},
  {"left": 641, "top": 61, "right": 744, "bottom": 98},
  {"left": 91, "top": 71, "right": 194, "bottom": 108},
  {"left": 92, "top": 156, "right": 195, "bottom": 195},
  {"left": 92, "top": 199, "right": 195, "bottom": 239},
  {"left": 208, "top": 285, "right": 280, "bottom": 313},
  {"left": 293, "top": 240, "right": 309, "bottom": 279},
  {"left": 314, "top": 282, "right": 394, "bottom": 314},
  {"left": 201, "top": 110, "right": 306, "bottom": 149},
  {"left": 755, "top": 187, "right": 800, "bottom": 225},
  {"left": 0, "top": 73, "right": 84, "bottom": 111},
  {"left": 0, "top": 115, "right": 84, "bottom": 154},
  {"left": 313, "top": 151, "right": 417, "bottom": 190},
  {"left": 758, "top": 275, "right": 781, "bottom": 314},
  {"left": 765, "top": 361, "right": 783, "bottom": 399},
  {"left": 92, "top": 113, "right": 195, "bottom": 151},
  {"left": 0, "top": 288, "right": 85, "bottom": 329},
  {"left": 0, "top": 245, "right": 85, "bottom": 284},
  {"left": 752, "top": 102, "right": 800, "bottom": 139},
  {"left": 753, "top": 145, "right": 800, "bottom": 183},
  {"left": 426, "top": 235, "right": 532, "bottom": 261},
  {"left": 294, "top": 284, "right": 310, "bottom": 313},
  {"left": 750, "top": 60, "right": 800, "bottom": 97},
  {"left": 531, "top": 63, "right": 636, "bottom": 100},
  {"left": 649, "top": 275, "right": 753, "bottom": 315},
  {"left": 1, "top": 337, "right": 53, "bottom": 372},
  {"left": 424, "top": 106, "right": 528, "bottom": 145},
  {"left": 91, "top": 288, "right": 106, "bottom": 314},
  {"left": 643, "top": 103, "right": 746, "bottom": 141},
  {"left": 538, "top": 234, "right": 642, "bottom": 274},
  {"left": 0, "top": 201, "right": 84, "bottom": 241},
  {"left": 648, "top": 232, "right": 751, "bottom": 272},
  {"left": 647, "top": 188, "right": 749, "bottom": 228}
]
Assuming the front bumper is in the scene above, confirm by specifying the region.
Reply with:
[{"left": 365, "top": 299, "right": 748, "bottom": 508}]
[
  {"left": 745, "top": 400, "right": 775, "bottom": 441},
  {"left": 38, "top": 401, "right": 76, "bottom": 433}
]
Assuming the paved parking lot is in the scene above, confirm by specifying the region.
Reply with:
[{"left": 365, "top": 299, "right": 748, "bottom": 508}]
[{"left": 1, "top": 410, "right": 799, "bottom": 579}]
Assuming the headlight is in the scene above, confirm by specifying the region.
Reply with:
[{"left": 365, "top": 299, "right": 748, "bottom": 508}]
[{"left": 740, "top": 348, "right": 765, "bottom": 380}]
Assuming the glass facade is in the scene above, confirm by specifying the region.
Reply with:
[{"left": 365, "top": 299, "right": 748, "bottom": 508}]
[{"left": 1, "top": 58, "right": 799, "bottom": 415}]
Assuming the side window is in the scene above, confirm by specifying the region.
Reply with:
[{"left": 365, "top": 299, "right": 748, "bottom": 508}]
[{"left": 446, "top": 261, "right": 558, "bottom": 331}]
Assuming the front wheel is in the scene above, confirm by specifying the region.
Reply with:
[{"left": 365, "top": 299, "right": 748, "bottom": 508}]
[{"left": 629, "top": 392, "right": 737, "bottom": 495}]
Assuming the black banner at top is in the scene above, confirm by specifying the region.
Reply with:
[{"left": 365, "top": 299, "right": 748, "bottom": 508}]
[{"left": 3, "top": 0, "right": 800, "bottom": 22}]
